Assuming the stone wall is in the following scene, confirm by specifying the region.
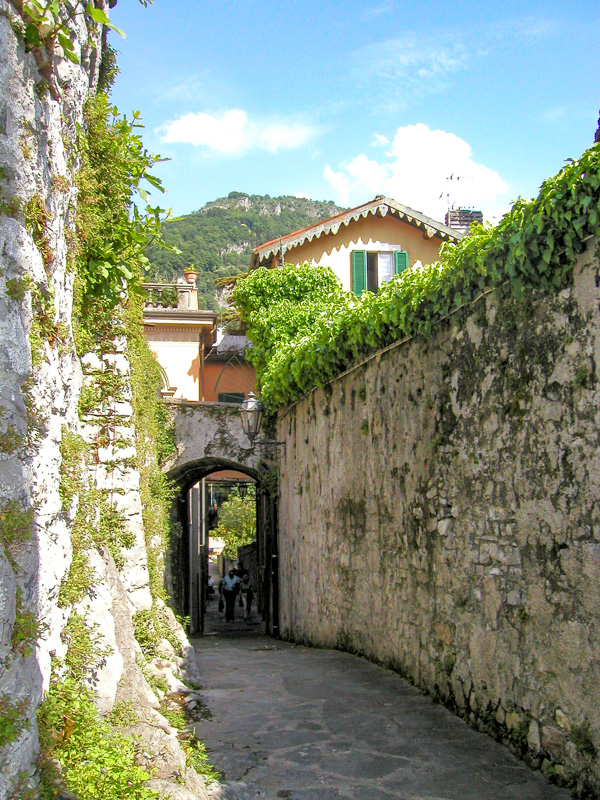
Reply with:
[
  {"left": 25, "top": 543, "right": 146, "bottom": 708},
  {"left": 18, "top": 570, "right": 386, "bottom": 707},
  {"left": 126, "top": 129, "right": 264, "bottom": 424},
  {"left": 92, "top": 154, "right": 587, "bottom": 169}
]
[
  {"left": 165, "top": 400, "right": 260, "bottom": 482},
  {"left": 0, "top": 5, "right": 210, "bottom": 797},
  {"left": 0, "top": 2, "right": 105, "bottom": 789},
  {"left": 277, "top": 239, "right": 600, "bottom": 795}
]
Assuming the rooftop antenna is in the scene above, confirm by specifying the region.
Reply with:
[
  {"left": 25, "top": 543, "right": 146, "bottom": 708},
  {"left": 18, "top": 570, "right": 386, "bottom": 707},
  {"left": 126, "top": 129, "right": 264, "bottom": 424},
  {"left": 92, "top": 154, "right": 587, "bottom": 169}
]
[{"left": 439, "top": 174, "right": 473, "bottom": 214}]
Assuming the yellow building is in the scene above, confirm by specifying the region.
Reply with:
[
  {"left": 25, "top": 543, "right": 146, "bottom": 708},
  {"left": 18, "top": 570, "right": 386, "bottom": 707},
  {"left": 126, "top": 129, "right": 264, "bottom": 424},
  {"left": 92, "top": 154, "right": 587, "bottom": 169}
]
[
  {"left": 251, "top": 195, "right": 462, "bottom": 294},
  {"left": 142, "top": 275, "right": 217, "bottom": 401}
]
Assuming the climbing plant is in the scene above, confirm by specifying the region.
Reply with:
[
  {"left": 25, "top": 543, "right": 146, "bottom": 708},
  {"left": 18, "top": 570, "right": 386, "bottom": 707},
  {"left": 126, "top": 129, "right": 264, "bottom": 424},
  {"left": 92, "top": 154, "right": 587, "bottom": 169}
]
[
  {"left": 235, "top": 143, "right": 600, "bottom": 409},
  {"left": 19, "top": 0, "right": 124, "bottom": 58},
  {"left": 72, "top": 92, "right": 173, "bottom": 306},
  {"left": 232, "top": 260, "right": 351, "bottom": 376}
]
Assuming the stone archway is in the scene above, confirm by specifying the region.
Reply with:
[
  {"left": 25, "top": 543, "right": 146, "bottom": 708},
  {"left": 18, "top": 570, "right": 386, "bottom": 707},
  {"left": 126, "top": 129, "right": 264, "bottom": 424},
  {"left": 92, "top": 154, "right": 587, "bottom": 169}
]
[
  {"left": 163, "top": 402, "right": 278, "bottom": 635},
  {"left": 164, "top": 401, "right": 261, "bottom": 478}
]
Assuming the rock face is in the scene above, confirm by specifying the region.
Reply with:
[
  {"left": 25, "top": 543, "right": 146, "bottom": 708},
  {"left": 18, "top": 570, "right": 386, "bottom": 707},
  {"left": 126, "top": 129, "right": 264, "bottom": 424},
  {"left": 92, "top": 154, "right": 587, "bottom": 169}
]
[
  {"left": 0, "top": 2, "right": 102, "bottom": 791},
  {"left": 0, "top": 5, "right": 209, "bottom": 798},
  {"left": 277, "top": 240, "right": 600, "bottom": 795}
]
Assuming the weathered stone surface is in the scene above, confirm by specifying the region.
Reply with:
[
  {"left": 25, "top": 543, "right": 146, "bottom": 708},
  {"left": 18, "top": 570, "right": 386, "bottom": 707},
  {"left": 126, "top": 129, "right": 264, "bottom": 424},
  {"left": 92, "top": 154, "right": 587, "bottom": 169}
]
[
  {"left": 277, "top": 239, "right": 600, "bottom": 792},
  {"left": 0, "top": 6, "right": 207, "bottom": 798},
  {"left": 0, "top": 2, "right": 103, "bottom": 791},
  {"left": 165, "top": 401, "right": 260, "bottom": 481}
]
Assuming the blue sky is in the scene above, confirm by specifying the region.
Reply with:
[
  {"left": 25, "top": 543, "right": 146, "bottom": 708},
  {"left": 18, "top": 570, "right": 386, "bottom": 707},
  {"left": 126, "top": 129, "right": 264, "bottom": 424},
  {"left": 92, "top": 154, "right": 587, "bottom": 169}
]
[{"left": 109, "top": 0, "right": 599, "bottom": 223}]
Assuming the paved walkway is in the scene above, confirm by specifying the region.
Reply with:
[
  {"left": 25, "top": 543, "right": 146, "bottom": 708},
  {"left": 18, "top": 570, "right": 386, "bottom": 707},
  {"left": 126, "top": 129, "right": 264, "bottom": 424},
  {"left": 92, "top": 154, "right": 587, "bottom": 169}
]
[{"left": 193, "top": 602, "right": 569, "bottom": 800}]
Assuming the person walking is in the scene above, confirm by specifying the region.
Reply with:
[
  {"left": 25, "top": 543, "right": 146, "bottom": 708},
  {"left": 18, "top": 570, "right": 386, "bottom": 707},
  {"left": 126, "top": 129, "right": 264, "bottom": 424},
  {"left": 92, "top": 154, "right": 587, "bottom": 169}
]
[
  {"left": 239, "top": 573, "right": 254, "bottom": 621},
  {"left": 220, "top": 568, "right": 241, "bottom": 621}
]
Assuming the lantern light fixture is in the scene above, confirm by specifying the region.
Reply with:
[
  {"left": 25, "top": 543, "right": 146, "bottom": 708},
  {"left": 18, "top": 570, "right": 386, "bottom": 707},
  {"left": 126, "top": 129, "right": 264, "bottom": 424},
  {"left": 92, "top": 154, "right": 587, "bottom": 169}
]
[
  {"left": 240, "top": 391, "right": 264, "bottom": 444},
  {"left": 240, "top": 391, "right": 286, "bottom": 457}
]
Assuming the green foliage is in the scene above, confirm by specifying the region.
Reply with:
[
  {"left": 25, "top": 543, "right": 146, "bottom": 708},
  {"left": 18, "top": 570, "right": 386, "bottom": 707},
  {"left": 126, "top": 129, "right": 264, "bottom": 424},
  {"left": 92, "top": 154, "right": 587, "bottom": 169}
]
[
  {"left": 0, "top": 695, "right": 30, "bottom": 748},
  {"left": 62, "top": 612, "right": 111, "bottom": 682},
  {"left": 35, "top": 601, "right": 158, "bottom": 800},
  {"left": 107, "top": 701, "right": 138, "bottom": 728},
  {"left": 24, "top": 194, "right": 53, "bottom": 270},
  {"left": 73, "top": 92, "right": 171, "bottom": 306},
  {"left": 37, "top": 678, "right": 158, "bottom": 800},
  {"left": 233, "top": 261, "right": 349, "bottom": 377},
  {"left": 0, "top": 410, "right": 24, "bottom": 454},
  {"left": 11, "top": 589, "right": 39, "bottom": 657},
  {"left": 158, "top": 694, "right": 220, "bottom": 782},
  {"left": 132, "top": 605, "right": 182, "bottom": 659},
  {"left": 146, "top": 193, "right": 345, "bottom": 310},
  {"left": 124, "top": 289, "right": 176, "bottom": 598},
  {"left": 5, "top": 275, "right": 32, "bottom": 302},
  {"left": 236, "top": 143, "right": 600, "bottom": 410},
  {"left": 59, "top": 428, "right": 87, "bottom": 510},
  {"left": 58, "top": 425, "right": 138, "bottom": 602},
  {"left": 181, "top": 738, "right": 221, "bottom": 782},
  {"left": 572, "top": 721, "right": 598, "bottom": 759},
  {"left": 0, "top": 499, "right": 33, "bottom": 550},
  {"left": 99, "top": 496, "right": 134, "bottom": 562},
  {"left": 58, "top": 480, "right": 96, "bottom": 608},
  {"left": 212, "top": 486, "right": 256, "bottom": 558},
  {"left": 19, "top": 0, "right": 124, "bottom": 62}
]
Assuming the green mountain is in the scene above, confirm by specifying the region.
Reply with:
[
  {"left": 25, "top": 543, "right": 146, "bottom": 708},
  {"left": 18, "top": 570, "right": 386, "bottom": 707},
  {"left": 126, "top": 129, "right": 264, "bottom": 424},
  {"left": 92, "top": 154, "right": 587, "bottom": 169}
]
[{"left": 146, "top": 192, "right": 345, "bottom": 310}]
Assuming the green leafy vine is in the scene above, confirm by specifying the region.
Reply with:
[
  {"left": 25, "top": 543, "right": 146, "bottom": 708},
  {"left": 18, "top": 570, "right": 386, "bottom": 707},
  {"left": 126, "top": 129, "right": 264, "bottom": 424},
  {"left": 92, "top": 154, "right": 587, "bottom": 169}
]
[{"left": 234, "top": 143, "right": 600, "bottom": 410}]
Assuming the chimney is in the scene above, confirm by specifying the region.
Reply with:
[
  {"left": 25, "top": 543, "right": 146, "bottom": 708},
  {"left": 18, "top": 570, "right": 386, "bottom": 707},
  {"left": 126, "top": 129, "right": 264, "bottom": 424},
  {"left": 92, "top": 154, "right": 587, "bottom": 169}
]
[{"left": 445, "top": 208, "right": 483, "bottom": 236}]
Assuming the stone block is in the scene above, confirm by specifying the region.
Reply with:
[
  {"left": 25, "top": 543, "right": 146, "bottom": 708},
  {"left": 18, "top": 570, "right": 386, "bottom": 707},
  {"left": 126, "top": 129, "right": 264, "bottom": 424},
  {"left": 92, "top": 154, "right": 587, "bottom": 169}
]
[
  {"left": 437, "top": 516, "right": 455, "bottom": 536},
  {"left": 555, "top": 708, "right": 571, "bottom": 731},
  {"left": 528, "top": 719, "right": 541, "bottom": 753},
  {"left": 542, "top": 725, "right": 568, "bottom": 758},
  {"left": 506, "top": 589, "right": 522, "bottom": 606}
]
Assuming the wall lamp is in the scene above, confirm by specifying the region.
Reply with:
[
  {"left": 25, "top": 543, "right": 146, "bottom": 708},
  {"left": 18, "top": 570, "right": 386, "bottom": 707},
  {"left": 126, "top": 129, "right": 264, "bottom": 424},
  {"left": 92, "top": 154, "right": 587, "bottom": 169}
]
[{"left": 240, "top": 391, "right": 286, "bottom": 458}]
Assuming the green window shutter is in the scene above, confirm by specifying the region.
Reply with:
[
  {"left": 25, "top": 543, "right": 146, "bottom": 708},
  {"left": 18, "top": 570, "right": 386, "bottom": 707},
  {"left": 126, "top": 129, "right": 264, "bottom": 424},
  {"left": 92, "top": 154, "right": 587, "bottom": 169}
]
[
  {"left": 394, "top": 250, "right": 409, "bottom": 275},
  {"left": 351, "top": 250, "right": 367, "bottom": 295}
]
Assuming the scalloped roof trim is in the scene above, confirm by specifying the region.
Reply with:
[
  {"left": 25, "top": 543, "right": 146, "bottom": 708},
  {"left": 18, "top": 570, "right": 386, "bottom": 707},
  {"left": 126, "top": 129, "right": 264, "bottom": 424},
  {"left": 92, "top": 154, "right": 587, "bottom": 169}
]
[{"left": 251, "top": 196, "right": 462, "bottom": 265}]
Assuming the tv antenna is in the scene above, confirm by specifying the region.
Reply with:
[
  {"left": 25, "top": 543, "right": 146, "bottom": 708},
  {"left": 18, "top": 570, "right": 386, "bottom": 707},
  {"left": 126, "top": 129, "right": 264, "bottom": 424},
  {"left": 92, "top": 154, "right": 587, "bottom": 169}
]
[{"left": 439, "top": 174, "right": 473, "bottom": 213}]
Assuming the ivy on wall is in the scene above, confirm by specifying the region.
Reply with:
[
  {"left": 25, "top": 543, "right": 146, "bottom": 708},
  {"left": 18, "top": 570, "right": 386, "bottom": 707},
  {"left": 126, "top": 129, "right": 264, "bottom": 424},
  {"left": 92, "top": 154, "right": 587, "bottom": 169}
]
[
  {"left": 235, "top": 143, "right": 600, "bottom": 409},
  {"left": 0, "top": 21, "right": 201, "bottom": 798}
]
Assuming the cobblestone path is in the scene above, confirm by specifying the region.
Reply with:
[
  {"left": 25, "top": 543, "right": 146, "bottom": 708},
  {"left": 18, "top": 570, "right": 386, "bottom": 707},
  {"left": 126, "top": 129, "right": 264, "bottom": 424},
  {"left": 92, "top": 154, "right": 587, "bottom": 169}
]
[
  {"left": 194, "top": 602, "right": 570, "bottom": 800},
  {"left": 194, "top": 604, "right": 568, "bottom": 800}
]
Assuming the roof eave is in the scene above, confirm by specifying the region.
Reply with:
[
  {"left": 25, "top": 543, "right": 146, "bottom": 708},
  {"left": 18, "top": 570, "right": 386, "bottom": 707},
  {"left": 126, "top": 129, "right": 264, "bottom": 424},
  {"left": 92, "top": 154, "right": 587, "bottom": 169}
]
[{"left": 252, "top": 197, "right": 462, "bottom": 264}]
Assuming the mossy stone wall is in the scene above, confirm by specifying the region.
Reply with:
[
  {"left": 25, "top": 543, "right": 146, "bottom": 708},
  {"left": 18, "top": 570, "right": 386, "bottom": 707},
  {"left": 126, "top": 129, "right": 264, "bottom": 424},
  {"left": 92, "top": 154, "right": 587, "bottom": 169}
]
[{"left": 277, "top": 239, "right": 600, "bottom": 797}]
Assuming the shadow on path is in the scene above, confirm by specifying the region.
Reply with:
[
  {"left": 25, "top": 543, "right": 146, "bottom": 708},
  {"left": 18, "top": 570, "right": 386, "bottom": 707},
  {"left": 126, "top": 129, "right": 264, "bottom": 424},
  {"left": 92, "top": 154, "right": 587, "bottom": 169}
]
[
  {"left": 202, "top": 591, "right": 265, "bottom": 638},
  {"left": 192, "top": 628, "right": 570, "bottom": 800}
]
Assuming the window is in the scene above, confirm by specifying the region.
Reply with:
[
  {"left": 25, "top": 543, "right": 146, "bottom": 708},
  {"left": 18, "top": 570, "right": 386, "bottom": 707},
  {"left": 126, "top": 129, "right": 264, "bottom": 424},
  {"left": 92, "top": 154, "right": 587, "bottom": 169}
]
[
  {"left": 351, "top": 250, "right": 409, "bottom": 295},
  {"left": 218, "top": 392, "right": 245, "bottom": 404}
]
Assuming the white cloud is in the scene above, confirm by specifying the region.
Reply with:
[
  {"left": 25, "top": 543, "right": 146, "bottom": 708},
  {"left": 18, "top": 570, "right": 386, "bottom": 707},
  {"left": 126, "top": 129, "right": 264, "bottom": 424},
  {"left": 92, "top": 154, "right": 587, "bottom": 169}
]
[
  {"left": 323, "top": 165, "right": 351, "bottom": 203},
  {"left": 161, "top": 109, "right": 315, "bottom": 155},
  {"left": 324, "top": 123, "right": 510, "bottom": 223},
  {"left": 362, "top": 1, "right": 394, "bottom": 19},
  {"left": 371, "top": 133, "right": 389, "bottom": 147},
  {"left": 353, "top": 34, "right": 472, "bottom": 109},
  {"left": 352, "top": 20, "right": 558, "bottom": 111}
]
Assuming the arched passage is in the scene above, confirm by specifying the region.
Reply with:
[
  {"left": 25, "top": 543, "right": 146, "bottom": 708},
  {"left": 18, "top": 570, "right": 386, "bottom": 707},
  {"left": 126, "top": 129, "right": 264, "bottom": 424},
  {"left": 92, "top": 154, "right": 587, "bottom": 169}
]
[
  {"left": 167, "top": 456, "right": 278, "bottom": 635},
  {"left": 162, "top": 401, "right": 280, "bottom": 636}
]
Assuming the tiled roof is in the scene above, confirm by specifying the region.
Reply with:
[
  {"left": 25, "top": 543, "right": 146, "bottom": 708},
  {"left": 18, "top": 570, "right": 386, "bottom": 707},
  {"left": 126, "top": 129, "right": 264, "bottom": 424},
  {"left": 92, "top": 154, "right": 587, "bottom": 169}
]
[{"left": 251, "top": 196, "right": 462, "bottom": 266}]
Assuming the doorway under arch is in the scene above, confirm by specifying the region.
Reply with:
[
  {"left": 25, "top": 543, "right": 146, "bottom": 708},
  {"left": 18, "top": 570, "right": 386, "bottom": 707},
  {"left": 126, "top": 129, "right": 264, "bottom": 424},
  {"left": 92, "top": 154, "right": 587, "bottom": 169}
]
[{"left": 167, "top": 456, "right": 279, "bottom": 637}]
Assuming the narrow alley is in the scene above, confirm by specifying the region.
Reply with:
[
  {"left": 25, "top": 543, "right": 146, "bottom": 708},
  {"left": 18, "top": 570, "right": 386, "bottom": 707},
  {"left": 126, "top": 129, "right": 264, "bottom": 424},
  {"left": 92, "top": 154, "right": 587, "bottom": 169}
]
[{"left": 194, "top": 604, "right": 569, "bottom": 800}]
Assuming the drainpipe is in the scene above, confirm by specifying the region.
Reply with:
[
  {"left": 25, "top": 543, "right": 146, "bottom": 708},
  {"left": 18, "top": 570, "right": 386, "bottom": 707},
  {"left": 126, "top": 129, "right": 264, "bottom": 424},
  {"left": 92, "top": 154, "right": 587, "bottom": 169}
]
[{"left": 199, "top": 336, "right": 205, "bottom": 401}]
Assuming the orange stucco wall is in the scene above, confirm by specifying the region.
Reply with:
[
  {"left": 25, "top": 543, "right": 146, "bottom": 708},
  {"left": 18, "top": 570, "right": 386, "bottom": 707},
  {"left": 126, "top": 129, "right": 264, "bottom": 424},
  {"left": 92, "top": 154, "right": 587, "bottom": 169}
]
[
  {"left": 283, "top": 215, "right": 445, "bottom": 291},
  {"left": 203, "top": 360, "right": 256, "bottom": 403}
]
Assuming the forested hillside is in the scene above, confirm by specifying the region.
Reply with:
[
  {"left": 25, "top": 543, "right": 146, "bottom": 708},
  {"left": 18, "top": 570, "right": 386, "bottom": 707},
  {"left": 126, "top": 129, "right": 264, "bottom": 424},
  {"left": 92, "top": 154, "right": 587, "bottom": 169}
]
[{"left": 146, "top": 192, "right": 345, "bottom": 309}]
